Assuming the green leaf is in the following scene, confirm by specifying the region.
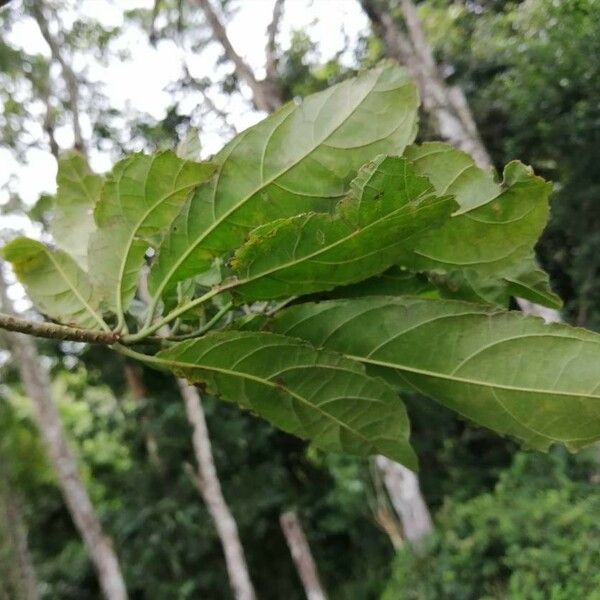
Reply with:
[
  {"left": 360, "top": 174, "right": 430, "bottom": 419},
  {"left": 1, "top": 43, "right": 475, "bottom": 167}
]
[
  {"left": 88, "top": 150, "right": 215, "bottom": 318},
  {"left": 148, "top": 63, "right": 419, "bottom": 301},
  {"left": 268, "top": 296, "right": 600, "bottom": 451},
  {"left": 2, "top": 237, "right": 105, "bottom": 329},
  {"left": 402, "top": 143, "right": 559, "bottom": 307},
  {"left": 156, "top": 330, "right": 417, "bottom": 467},
  {"left": 324, "top": 267, "right": 436, "bottom": 300},
  {"left": 230, "top": 156, "right": 454, "bottom": 301},
  {"left": 503, "top": 257, "right": 562, "bottom": 308},
  {"left": 430, "top": 256, "right": 562, "bottom": 309},
  {"left": 50, "top": 152, "right": 103, "bottom": 269}
]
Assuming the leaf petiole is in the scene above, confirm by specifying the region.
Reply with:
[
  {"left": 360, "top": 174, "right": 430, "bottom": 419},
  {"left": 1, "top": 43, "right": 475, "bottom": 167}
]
[{"left": 122, "top": 282, "right": 236, "bottom": 344}]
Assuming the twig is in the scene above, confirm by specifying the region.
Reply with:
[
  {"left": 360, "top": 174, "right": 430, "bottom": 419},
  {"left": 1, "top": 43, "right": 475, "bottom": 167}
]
[{"left": 0, "top": 312, "right": 119, "bottom": 344}]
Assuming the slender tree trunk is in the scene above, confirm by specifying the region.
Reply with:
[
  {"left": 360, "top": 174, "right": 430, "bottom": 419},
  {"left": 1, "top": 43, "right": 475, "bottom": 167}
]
[
  {"left": 374, "top": 456, "right": 432, "bottom": 543},
  {"left": 178, "top": 380, "right": 256, "bottom": 600},
  {"left": 280, "top": 510, "right": 327, "bottom": 600},
  {"left": 0, "top": 471, "right": 39, "bottom": 600},
  {"left": 29, "top": 2, "right": 86, "bottom": 155},
  {"left": 0, "top": 275, "right": 128, "bottom": 600},
  {"left": 369, "top": 459, "right": 404, "bottom": 549},
  {"left": 137, "top": 268, "right": 257, "bottom": 600}
]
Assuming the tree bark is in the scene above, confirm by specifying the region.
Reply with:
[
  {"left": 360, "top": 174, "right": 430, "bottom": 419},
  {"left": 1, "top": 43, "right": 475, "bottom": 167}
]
[
  {"left": 0, "top": 472, "right": 39, "bottom": 600},
  {"left": 0, "top": 275, "right": 128, "bottom": 600},
  {"left": 374, "top": 456, "right": 432, "bottom": 543},
  {"left": 195, "top": 0, "right": 283, "bottom": 112},
  {"left": 280, "top": 510, "right": 327, "bottom": 600},
  {"left": 178, "top": 380, "right": 256, "bottom": 600}
]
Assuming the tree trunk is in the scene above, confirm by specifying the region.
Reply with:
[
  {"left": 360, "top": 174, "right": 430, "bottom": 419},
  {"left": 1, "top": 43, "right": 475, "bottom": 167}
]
[
  {"left": 178, "top": 380, "right": 256, "bottom": 600},
  {"left": 137, "top": 267, "right": 257, "bottom": 600},
  {"left": 280, "top": 510, "right": 327, "bottom": 600},
  {"left": 0, "top": 275, "right": 128, "bottom": 600},
  {"left": 374, "top": 456, "right": 432, "bottom": 543},
  {"left": 195, "top": 0, "right": 282, "bottom": 112},
  {"left": 0, "top": 472, "right": 39, "bottom": 600}
]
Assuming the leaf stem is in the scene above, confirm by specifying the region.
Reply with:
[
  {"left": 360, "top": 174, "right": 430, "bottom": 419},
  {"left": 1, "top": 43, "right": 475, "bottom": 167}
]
[
  {"left": 113, "top": 343, "right": 166, "bottom": 366},
  {"left": 164, "top": 301, "right": 233, "bottom": 341},
  {"left": 123, "top": 282, "right": 235, "bottom": 344},
  {"left": 0, "top": 312, "right": 120, "bottom": 344}
]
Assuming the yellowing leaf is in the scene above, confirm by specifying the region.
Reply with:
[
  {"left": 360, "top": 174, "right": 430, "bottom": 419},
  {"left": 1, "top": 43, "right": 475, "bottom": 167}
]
[{"left": 2, "top": 237, "right": 105, "bottom": 329}]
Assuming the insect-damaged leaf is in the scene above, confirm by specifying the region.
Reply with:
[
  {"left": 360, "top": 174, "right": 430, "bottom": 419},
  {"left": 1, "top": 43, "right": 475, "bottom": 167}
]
[
  {"left": 156, "top": 330, "right": 417, "bottom": 468},
  {"left": 268, "top": 296, "right": 600, "bottom": 451},
  {"left": 229, "top": 156, "right": 454, "bottom": 301},
  {"left": 401, "top": 142, "right": 560, "bottom": 308},
  {"left": 148, "top": 63, "right": 419, "bottom": 301}
]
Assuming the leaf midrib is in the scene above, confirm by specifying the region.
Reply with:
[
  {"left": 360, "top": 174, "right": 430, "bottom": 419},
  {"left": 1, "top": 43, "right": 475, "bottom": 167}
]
[
  {"left": 44, "top": 248, "right": 107, "bottom": 330},
  {"left": 159, "top": 351, "right": 385, "bottom": 448},
  {"left": 347, "top": 349, "right": 600, "bottom": 400}
]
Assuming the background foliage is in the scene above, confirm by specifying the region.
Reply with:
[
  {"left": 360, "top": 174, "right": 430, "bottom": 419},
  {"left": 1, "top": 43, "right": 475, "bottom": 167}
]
[{"left": 2, "top": 1, "right": 600, "bottom": 599}]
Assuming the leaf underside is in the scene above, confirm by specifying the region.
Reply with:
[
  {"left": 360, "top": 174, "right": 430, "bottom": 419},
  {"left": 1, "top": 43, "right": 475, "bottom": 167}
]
[
  {"left": 230, "top": 155, "right": 455, "bottom": 301},
  {"left": 157, "top": 330, "right": 417, "bottom": 468},
  {"left": 402, "top": 142, "right": 561, "bottom": 308},
  {"left": 2, "top": 237, "right": 103, "bottom": 329},
  {"left": 88, "top": 150, "right": 216, "bottom": 316},
  {"left": 267, "top": 296, "right": 600, "bottom": 451},
  {"left": 148, "top": 63, "right": 420, "bottom": 301}
]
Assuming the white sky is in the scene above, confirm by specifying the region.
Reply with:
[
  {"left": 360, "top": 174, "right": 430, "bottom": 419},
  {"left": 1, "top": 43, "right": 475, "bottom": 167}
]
[{"left": 0, "top": 0, "right": 368, "bottom": 205}]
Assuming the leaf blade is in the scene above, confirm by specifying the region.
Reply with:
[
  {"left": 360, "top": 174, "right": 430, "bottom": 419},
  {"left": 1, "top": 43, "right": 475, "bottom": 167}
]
[
  {"left": 230, "top": 156, "right": 454, "bottom": 301},
  {"left": 88, "top": 150, "right": 215, "bottom": 317},
  {"left": 268, "top": 296, "right": 600, "bottom": 451},
  {"left": 156, "top": 330, "right": 417, "bottom": 467},
  {"left": 2, "top": 237, "right": 104, "bottom": 329},
  {"left": 402, "top": 143, "right": 559, "bottom": 308},
  {"left": 148, "top": 63, "right": 419, "bottom": 300}
]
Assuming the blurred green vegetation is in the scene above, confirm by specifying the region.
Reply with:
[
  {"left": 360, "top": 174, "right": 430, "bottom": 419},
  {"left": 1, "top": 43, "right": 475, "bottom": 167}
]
[
  {"left": 384, "top": 448, "right": 600, "bottom": 600},
  {"left": 1, "top": 0, "right": 600, "bottom": 598}
]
